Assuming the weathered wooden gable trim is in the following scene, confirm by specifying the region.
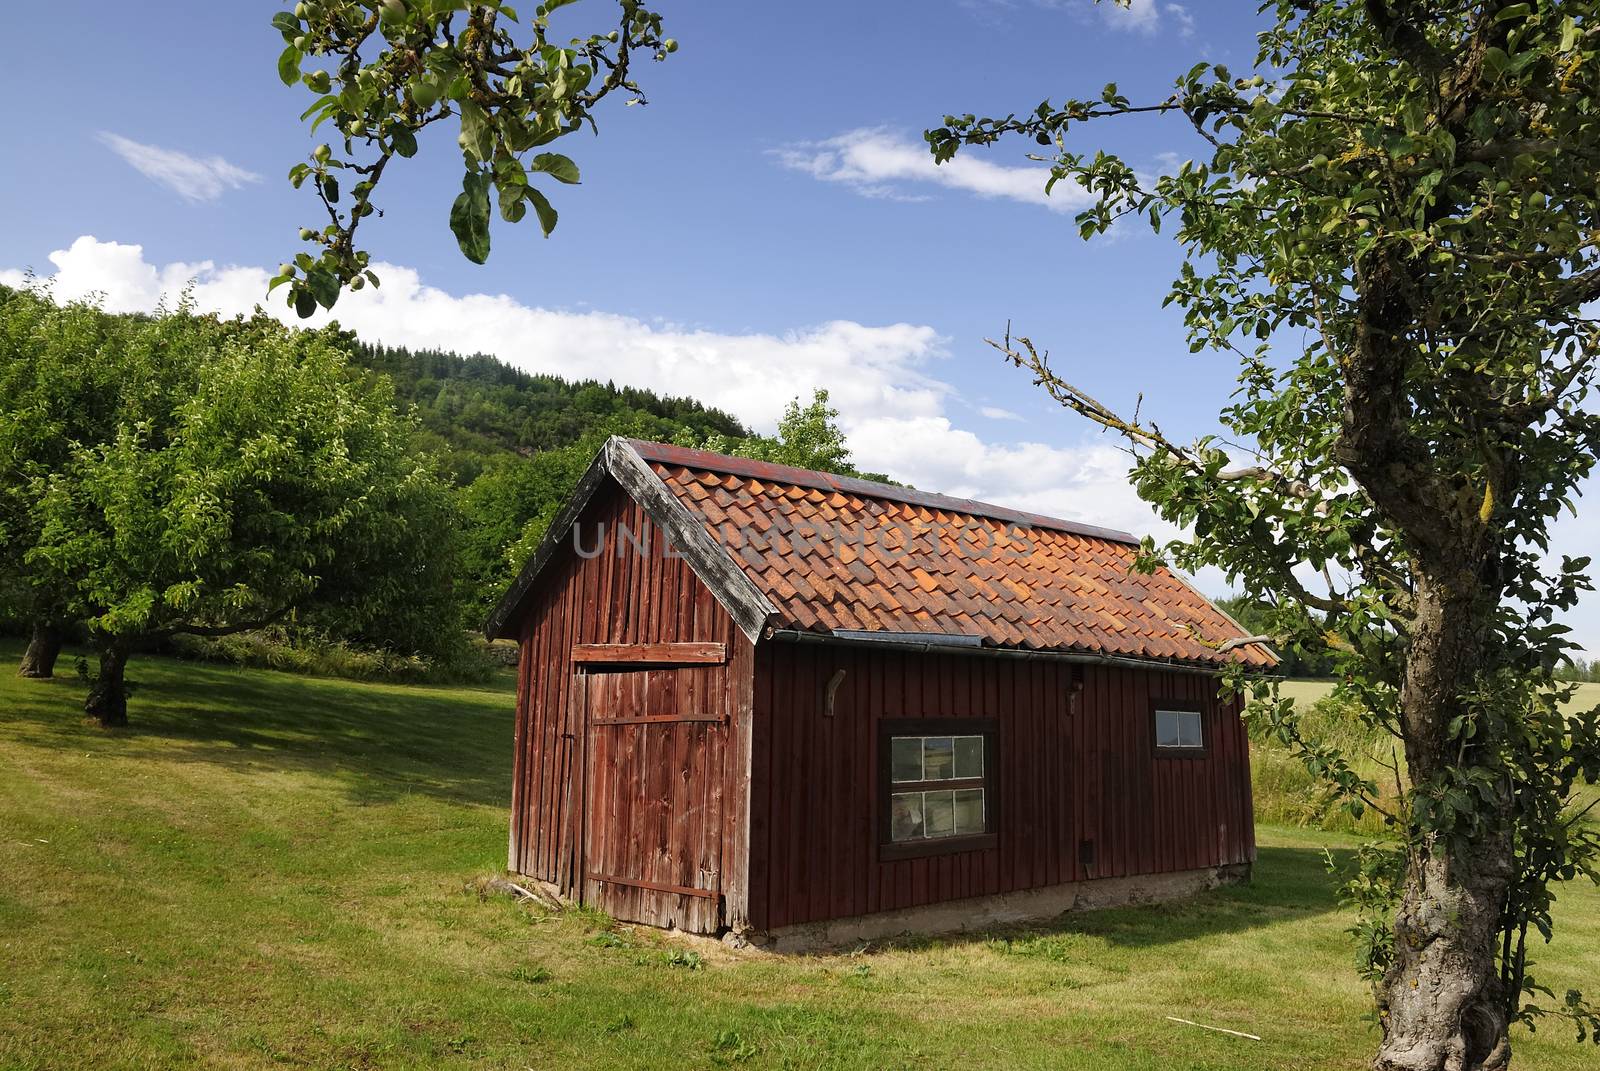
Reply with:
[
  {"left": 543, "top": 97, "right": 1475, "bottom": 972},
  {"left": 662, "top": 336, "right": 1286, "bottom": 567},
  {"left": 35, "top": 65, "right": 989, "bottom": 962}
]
[
  {"left": 483, "top": 437, "right": 776, "bottom": 643},
  {"left": 572, "top": 642, "right": 727, "bottom": 665},
  {"left": 601, "top": 437, "right": 776, "bottom": 643}
]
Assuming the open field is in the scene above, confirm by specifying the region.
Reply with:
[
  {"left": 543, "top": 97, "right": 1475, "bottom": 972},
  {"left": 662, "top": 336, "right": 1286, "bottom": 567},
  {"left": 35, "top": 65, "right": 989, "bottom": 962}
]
[
  {"left": 2, "top": 647, "right": 1599, "bottom": 1070},
  {"left": 1276, "top": 677, "right": 1600, "bottom": 713}
]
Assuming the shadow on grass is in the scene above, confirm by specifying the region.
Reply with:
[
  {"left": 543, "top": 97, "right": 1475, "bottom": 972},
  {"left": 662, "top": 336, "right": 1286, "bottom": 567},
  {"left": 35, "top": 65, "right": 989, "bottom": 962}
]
[
  {"left": 873, "top": 844, "right": 1355, "bottom": 953},
  {"left": 1, "top": 643, "right": 516, "bottom": 810}
]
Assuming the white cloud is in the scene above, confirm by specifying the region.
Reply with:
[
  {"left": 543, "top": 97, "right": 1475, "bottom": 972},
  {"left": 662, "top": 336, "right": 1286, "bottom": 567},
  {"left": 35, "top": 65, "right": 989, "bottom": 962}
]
[
  {"left": 773, "top": 128, "right": 1084, "bottom": 213},
  {"left": 966, "top": 0, "right": 1195, "bottom": 36},
  {"left": 1087, "top": 0, "right": 1194, "bottom": 34},
  {"left": 979, "top": 405, "right": 1024, "bottom": 421},
  {"left": 1103, "top": 0, "right": 1161, "bottom": 31},
  {"left": 97, "top": 133, "right": 260, "bottom": 203},
  {"left": 4, "top": 234, "right": 1168, "bottom": 538},
  {"left": 14, "top": 235, "right": 1598, "bottom": 653}
]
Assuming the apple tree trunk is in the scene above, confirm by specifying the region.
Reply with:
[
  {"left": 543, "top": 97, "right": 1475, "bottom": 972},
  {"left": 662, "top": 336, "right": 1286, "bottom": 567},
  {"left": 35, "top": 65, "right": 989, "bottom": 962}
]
[
  {"left": 1373, "top": 579, "right": 1514, "bottom": 1071},
  {"left": 17, "top": 621, "right": 65, "bottom": 679},
  {"left": 84, "top": 638, "right": 131, "bottom": 728}
]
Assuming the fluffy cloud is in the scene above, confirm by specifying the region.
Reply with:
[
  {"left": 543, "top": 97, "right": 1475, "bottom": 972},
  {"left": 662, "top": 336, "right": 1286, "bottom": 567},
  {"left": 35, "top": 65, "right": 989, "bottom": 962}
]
[
  {"left": 98, "top": 133, "right": 260, "bottom": 203},
  {"left": 2, "top": 235, "right": 1157, "bottom": 533},
  {"left": 11, "top": 235, "right": 1600, "bottom": 651},
  {"left": 773, "top": 128, "right": 1084, "bottom": 212}
]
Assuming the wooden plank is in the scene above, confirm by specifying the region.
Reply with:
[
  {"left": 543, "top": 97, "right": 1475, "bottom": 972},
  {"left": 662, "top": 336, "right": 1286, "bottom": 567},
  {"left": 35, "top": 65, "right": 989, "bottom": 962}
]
[
  {"left": 590, "top": 712, "right": 726, "bottom": 725},
  {"left": 586, "top": 872, "right": 720, "bottom": 899},
  {"left": 722, "top": 634, "right": 754, "bottom": 931},
  {"left": 572, "top": 642, "right": 727, "bottom": 665}
]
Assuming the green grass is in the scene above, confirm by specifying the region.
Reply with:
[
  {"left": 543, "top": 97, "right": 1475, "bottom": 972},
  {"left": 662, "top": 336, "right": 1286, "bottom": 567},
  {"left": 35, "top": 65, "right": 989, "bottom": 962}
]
[
  {"left": 1275, "top": 677, "right": 1600, "bottom": 713},
  {"left": 3, "top": 648, "right": 1599, "bottom": 1070},
  {"left": 1258, "top": 679, "right": 1600, "bottom": 831}
]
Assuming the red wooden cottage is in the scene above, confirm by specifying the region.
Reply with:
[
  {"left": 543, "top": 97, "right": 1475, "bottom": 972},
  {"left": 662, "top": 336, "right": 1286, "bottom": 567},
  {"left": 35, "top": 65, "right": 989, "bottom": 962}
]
[{"left": 485, "top": 437, "right": 1275, "bottom": 949}]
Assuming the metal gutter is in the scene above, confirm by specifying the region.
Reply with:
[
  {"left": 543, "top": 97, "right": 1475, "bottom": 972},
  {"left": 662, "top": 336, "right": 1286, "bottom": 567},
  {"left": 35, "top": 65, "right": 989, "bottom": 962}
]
[{"left": 765, "top": 628, "right": 1263, "bottom": 678}]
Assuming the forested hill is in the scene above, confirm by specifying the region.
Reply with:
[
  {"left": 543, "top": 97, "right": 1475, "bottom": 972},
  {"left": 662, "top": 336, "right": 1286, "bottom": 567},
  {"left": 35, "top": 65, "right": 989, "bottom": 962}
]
[{"left": 349, "top": 340, "right": 750, "bottom": 482}]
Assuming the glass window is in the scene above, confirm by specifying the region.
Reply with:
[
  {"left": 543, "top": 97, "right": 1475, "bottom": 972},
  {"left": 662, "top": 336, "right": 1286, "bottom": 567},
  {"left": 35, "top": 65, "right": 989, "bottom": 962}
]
[
  {"left": 890, "top": 792, "right": 924, "bottom": 841},
  {"left": 922, "top": 737, "right": 954, "bottom": 780},
  {"left": 884, "top": 729, "right": 993, "bottom": 844},
  {"left": 1155, "top": 708, "right": 1203, "bottom": 750},
  {"left": 891, "top": 737, "right": 923, "bottom": 782},
  {"left": 954, "top": 736, "right": 984, "bottom": 779},
  {"left": 953, "top": 788, "right": 986, "bottom": 835}
]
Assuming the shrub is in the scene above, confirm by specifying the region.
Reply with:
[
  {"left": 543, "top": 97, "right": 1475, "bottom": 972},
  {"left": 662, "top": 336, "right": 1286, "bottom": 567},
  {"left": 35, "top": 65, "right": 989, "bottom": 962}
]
[{"left": 167, "top": 626, "right": 501, "bottom": 685}]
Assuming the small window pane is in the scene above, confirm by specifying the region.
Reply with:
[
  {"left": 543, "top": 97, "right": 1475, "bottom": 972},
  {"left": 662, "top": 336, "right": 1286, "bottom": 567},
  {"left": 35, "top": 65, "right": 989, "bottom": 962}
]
[
  {"left": 923, "top": 737, "right": 954, "bottom": 780},
  {"left": 923, "top": 790, "right": 956, "bottom": 838},
  {"left": 891, "top": 737, "right": 923, "bottom": 783},
  {"left": 1179, "top": 711, "right": 1203, "bottom": 748},
  {"left": 953, "top": 736, "right": 985, "bottom": 779},
  {"left": 1156, "top": 710, "right": 1181, "bottom": 748},
  {"left": 890, "top": 792, "right": 924, "bottom": 841},
  {"left": 953, "top": 788, "right": 986, "bottom": 834}
]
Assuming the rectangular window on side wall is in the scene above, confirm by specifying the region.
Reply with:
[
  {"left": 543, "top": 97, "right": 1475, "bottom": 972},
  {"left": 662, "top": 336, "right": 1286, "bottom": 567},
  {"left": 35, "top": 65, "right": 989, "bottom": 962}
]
[
  {"left": 1152, "top": 701, "right": 1206, "bottom": 754},
  {"left": 880, "top": 718, "right": 997, "bottom": 860}
]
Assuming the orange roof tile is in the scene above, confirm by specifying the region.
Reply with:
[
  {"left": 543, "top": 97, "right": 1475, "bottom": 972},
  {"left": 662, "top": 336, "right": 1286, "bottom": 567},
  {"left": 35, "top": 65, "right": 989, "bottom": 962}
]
[{"left": 629, "top": 441, "right": 1276, "bottom": 670}]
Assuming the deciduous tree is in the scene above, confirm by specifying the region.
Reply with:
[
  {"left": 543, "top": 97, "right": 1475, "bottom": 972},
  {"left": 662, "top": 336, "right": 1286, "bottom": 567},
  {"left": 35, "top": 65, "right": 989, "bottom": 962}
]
[
  {"left": 0, "top": 288, "right": 144, "bottom": 679},
  {"left": 929, "top": 2, "right": 1600, "bottom": 1066},
  {"left": 269, "top": 0, "right": 670, "bottom": 317},
  {"left": 25, "top": 310, "right": 464, "bottom": 725}
]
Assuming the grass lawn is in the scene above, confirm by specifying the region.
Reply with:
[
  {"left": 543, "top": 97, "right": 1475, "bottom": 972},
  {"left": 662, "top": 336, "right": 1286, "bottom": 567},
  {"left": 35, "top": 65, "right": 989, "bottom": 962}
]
[{"left": 2, "top": 647, "right": 1598, "bottom": 1070}]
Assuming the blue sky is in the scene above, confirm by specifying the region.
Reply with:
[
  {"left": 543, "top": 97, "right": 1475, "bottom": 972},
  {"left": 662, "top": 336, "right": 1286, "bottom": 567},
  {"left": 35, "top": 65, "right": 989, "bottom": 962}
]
[{"left": 5, "top": 1, "right": 1598, "bottom": 650}]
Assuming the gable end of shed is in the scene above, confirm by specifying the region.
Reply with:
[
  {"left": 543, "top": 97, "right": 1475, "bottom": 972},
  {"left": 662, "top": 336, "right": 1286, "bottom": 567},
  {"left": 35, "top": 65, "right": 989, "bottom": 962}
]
[{"left": 483, "top": 437, "right": 777, "bottom": 643}]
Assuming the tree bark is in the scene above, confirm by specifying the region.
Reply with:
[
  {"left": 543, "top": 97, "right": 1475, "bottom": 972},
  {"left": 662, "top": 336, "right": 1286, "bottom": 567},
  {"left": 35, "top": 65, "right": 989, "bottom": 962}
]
[
  {"left": 1374, "top": 577, "right": 1514, "bottom": 1071},
  {"left": 84, "top": 638, "right": 131, "bottom": 728},
  {"left": 17, "top": 621, "right": 64, "bottom": 679}
]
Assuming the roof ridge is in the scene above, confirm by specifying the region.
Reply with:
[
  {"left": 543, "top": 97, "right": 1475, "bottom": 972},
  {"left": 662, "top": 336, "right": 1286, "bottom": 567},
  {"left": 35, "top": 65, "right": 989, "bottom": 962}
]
[{"left": 625, "top": 438, "right": 1141, "bottom": 546}]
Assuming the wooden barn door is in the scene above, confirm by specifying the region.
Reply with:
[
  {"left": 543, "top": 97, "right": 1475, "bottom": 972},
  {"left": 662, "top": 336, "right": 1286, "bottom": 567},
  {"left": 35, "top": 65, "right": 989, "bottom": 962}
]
[{"left": 578, "top": 666, "right": 725, "bottom": 933}]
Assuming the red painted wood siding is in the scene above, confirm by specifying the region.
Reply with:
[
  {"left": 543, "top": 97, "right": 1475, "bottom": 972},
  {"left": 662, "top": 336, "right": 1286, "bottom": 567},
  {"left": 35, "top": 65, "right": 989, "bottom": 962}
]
[
  {"left": 509, "top": 482, "right": 754, "bottom": 930},
  {"left": 747, "top": 644, "right": 1254, "bottom": 932}
]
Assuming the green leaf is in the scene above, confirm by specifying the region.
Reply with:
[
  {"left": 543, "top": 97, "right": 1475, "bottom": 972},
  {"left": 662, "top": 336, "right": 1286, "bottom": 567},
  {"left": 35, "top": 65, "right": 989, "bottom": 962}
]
[
  {"left": 498, "top": 184, "right": 527, "bottom": 223},
  {"left": 450, "top": 172, "right": 493, "bottom": 263},
  {"left": 271, "top": 11, "right": 300, "bottom": 39},
  {"left": 299, "top": 94, "right": 338, "bottom": 122},
  {"left": 526, "top": 186, "right": 558, "bottom": 237},
  {"left": 278, "top": 46, "right": 303, "bottom": 87},
  {"left": 305, "top": 269, "right": 340, "bottom": 310},
  {"left": 292, "top": 286, "right": 317, "bottom": 319},
  {"left": 458, "top": 102, "right": 494, "bottom": 163},
  {"left": 392, "top": 129, "right": 418, "bottom": 159},
  {"left": 530, "top": 152, "right": 580, "bottom": 184}
]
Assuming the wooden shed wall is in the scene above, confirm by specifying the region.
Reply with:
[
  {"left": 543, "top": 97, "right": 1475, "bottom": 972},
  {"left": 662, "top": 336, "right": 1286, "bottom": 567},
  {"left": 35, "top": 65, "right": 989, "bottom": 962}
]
[
  {"left": 509, "top": 481, "right": 754, "bottom": 927},
  {"left": 747, "top": 644, "right": 1254, "bottom": 932}
]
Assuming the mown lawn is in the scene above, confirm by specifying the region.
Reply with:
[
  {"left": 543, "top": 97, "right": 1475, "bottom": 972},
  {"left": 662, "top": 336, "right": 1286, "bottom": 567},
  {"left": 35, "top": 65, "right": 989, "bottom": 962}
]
[{"left": 2, "top": 648, "right": 1598, "bottom": 1070}]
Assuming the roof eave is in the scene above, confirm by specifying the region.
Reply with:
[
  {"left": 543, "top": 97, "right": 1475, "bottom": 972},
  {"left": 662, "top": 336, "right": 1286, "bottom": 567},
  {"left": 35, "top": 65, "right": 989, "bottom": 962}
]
[{"left": 766, "top": 627, "right": 1276, "bottom": 676}]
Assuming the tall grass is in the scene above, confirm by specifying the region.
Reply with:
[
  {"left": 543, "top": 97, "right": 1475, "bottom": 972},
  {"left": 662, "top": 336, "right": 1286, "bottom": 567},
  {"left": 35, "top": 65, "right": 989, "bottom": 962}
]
[{"left": 1249, "top": 691, "right": 1398, "bottom": 837}]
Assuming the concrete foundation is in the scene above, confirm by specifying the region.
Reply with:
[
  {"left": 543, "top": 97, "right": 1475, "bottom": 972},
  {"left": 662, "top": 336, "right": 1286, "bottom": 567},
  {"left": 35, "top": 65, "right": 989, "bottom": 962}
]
[{"left": 745, "top": 862, "right": 1252, "bottom": 954}]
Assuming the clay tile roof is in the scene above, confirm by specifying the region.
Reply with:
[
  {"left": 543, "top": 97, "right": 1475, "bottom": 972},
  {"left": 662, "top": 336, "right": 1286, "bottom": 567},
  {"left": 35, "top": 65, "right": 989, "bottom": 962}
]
[{"left": 626, "top": 439, "right": 1276, "bottom": 670}]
